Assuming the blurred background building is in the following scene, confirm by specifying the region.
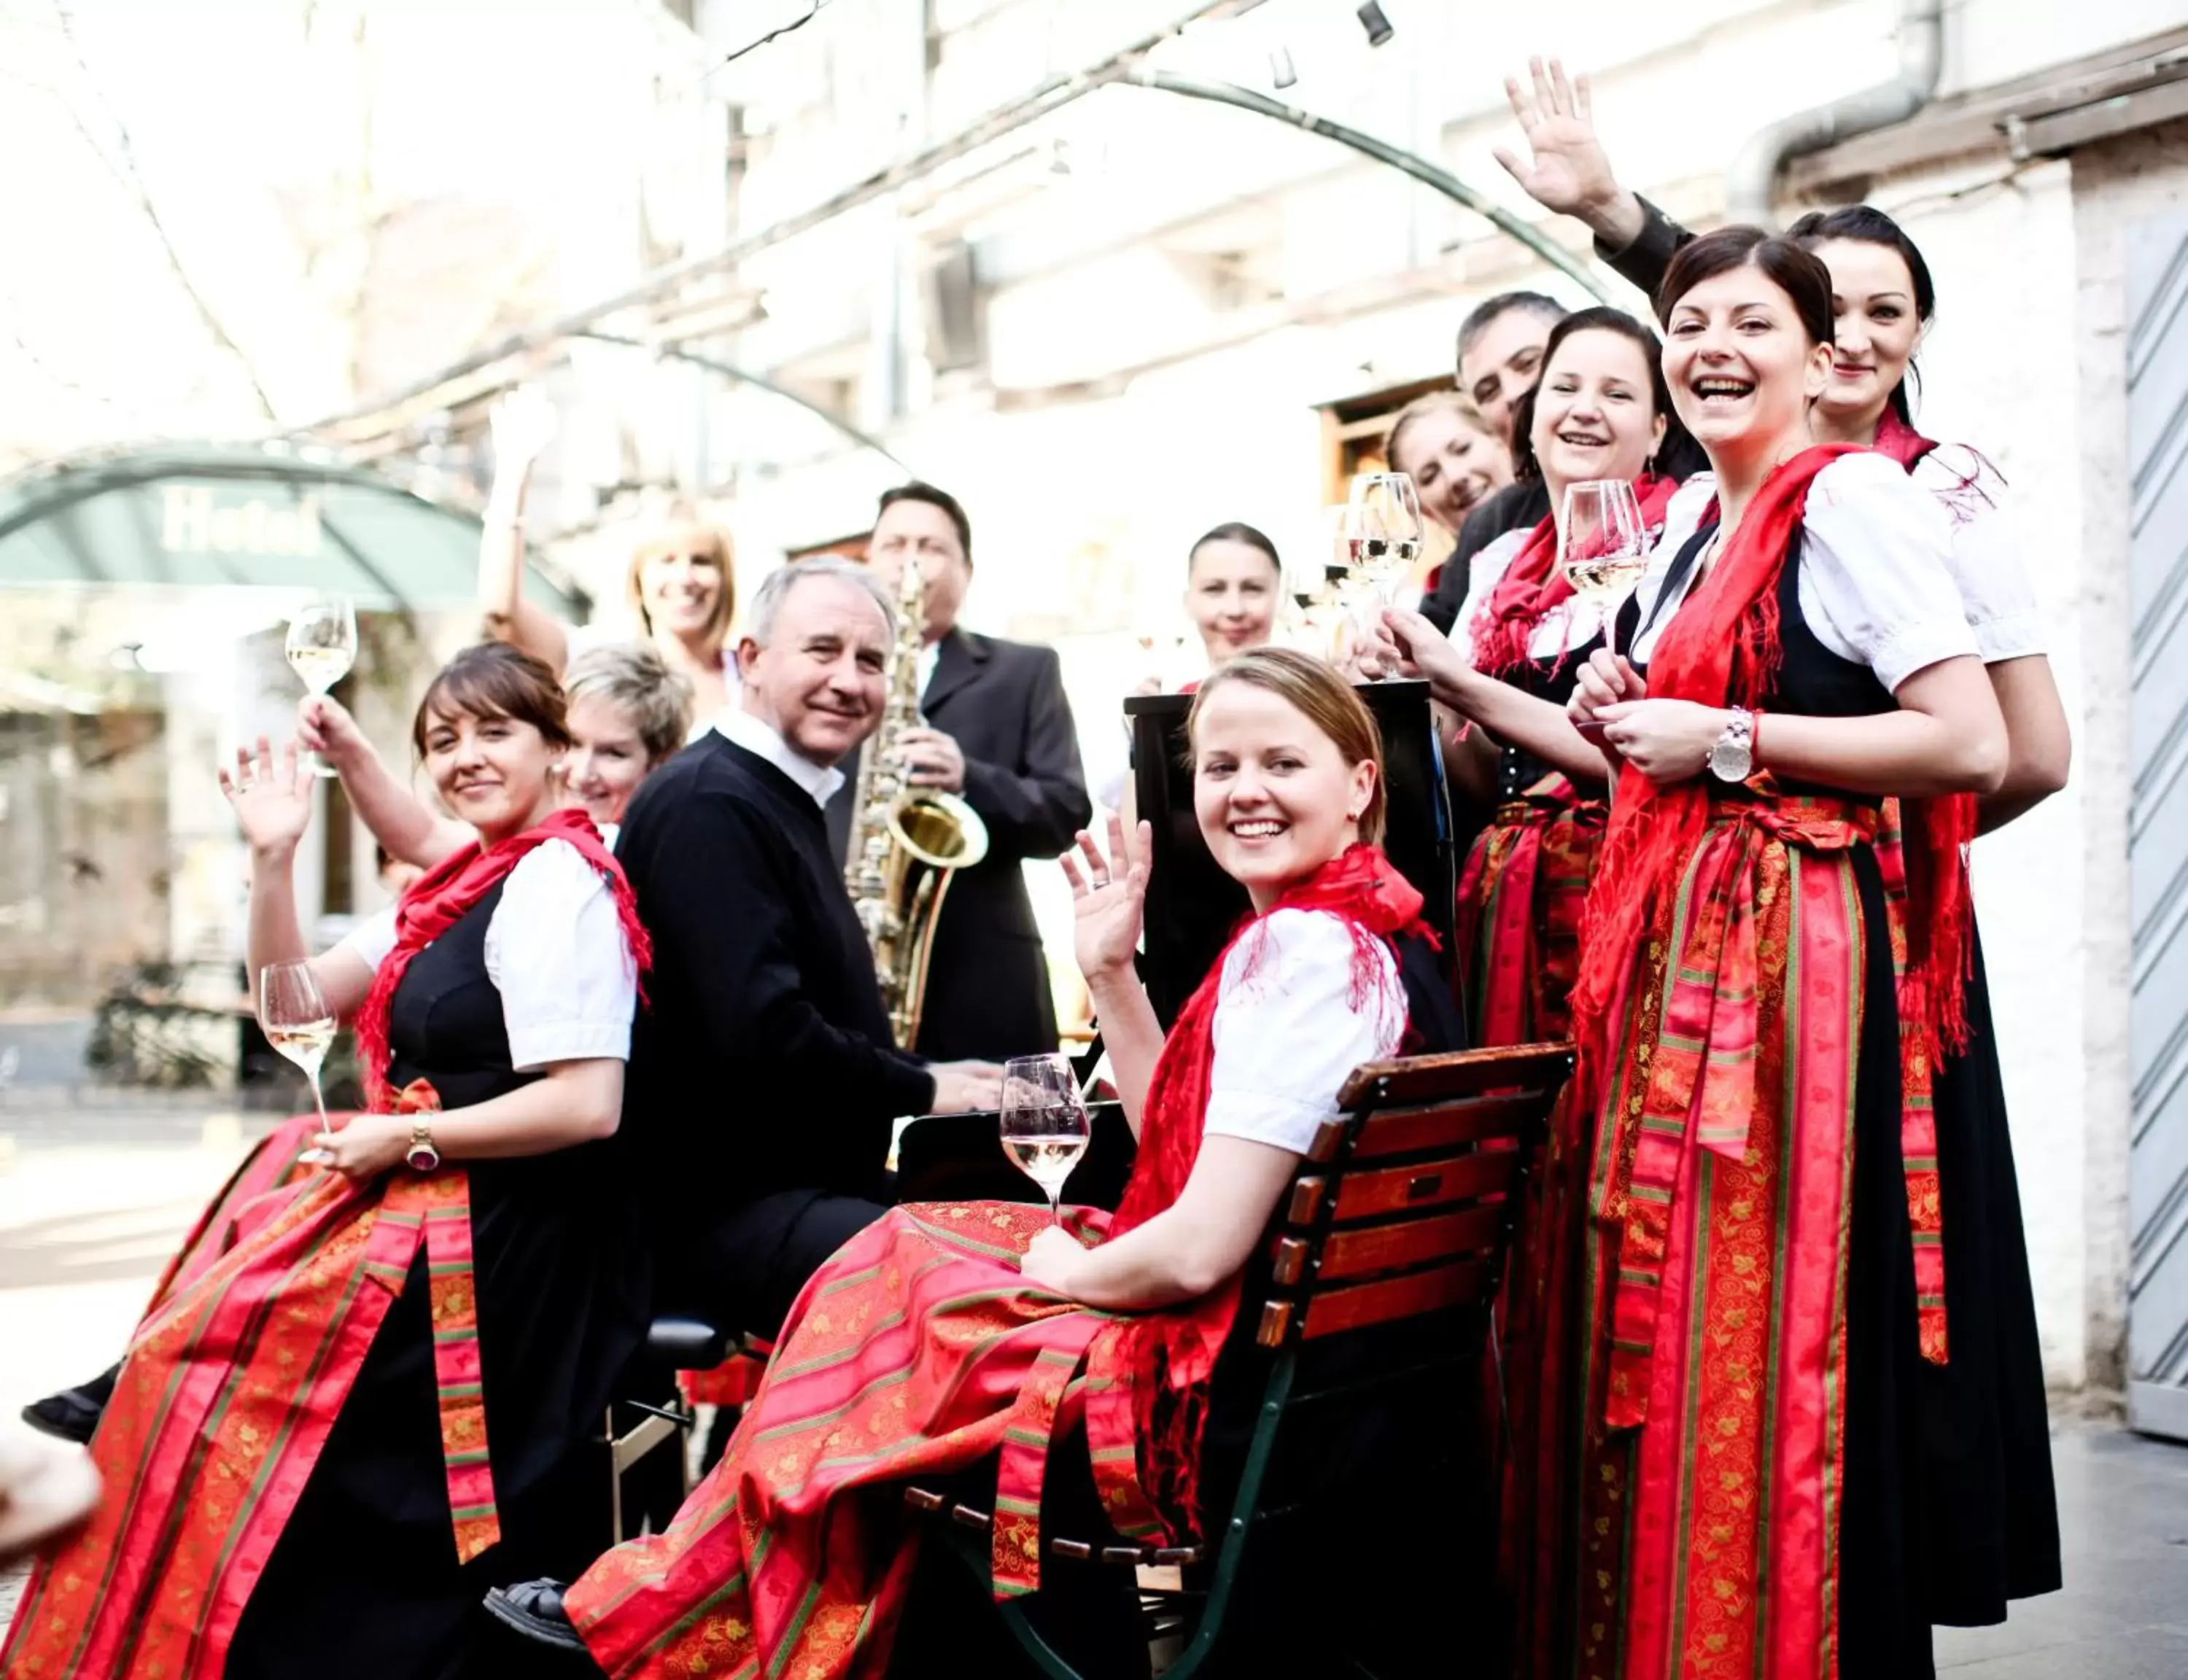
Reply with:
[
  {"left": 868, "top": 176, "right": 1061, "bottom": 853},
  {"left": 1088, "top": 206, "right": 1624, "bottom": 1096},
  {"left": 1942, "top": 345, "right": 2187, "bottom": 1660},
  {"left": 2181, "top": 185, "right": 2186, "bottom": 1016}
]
[{"left": 2, "top": 0, "right": 2187, "bottom": 1426}]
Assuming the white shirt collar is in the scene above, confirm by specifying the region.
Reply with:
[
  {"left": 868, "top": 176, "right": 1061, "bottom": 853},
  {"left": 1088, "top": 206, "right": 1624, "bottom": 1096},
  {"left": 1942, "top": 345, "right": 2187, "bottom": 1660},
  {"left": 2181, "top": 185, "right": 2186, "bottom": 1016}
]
[
  {"left": 915, "top": 637, "right": 941, "bottom": 701},
  {"left": 714, "top": 707, "right": 846, "bottom": 808}
]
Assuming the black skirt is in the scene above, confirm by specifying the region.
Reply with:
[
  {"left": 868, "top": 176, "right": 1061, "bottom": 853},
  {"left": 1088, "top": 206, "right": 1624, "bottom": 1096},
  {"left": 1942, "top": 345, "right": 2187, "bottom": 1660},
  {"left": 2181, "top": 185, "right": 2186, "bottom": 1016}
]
[
  {"left": 1913, "top": 926, "right": 2063, "bottom": 1623},
  {"left": 223, "top": 1151, "right": 648, "bottom": 1680}
]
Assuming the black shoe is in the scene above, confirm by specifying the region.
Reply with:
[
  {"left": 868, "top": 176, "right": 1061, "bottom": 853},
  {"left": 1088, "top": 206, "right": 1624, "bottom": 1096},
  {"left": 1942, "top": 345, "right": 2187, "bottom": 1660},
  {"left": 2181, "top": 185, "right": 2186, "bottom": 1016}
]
[
  {"left": 20, "top": 1382, "right": 108, "bottom": 1446},
  {"left": 484, "top": 1578, "right": 587, "bottom": 1652}
]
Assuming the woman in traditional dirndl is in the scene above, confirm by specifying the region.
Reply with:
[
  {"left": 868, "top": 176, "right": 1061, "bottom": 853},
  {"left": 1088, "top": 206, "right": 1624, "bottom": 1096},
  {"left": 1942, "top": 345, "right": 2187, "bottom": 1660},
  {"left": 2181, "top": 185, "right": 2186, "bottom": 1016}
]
[
  {"left": 1551, "top": 228, "right": 2012, "bottom": 1680},
  {"left": 1, "top": 643, "right": 651, "bottom": 1680},
  {"left": 488, "top": 647, "right": 1426, "bottom": 1679}
]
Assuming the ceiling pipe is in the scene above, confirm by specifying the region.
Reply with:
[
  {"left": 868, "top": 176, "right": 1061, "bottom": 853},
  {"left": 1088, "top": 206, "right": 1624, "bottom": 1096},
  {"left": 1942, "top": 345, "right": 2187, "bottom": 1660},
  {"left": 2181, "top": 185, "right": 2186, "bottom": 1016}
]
[
  {"left": 1130, "top": 69, "right": 1613, "bottom": 302},
  {"left": 1725, "top": 0, "right": 1943, "bottom": 226}
]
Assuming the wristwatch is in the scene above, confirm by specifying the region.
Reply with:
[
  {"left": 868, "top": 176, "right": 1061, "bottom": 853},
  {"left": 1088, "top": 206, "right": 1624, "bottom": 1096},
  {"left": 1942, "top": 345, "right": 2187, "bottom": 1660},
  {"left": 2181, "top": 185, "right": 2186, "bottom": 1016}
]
[
  {"left": 405, "top": 1121, "right": 441, "bottom": 1173},
  {"left": 1707, "top": 707, "right": 1756, "bottom": 783}
]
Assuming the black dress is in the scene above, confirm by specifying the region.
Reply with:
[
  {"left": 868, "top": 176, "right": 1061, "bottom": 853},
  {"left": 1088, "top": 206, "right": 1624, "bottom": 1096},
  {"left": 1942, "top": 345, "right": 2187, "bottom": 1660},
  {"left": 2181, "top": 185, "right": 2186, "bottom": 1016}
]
[{"left": 227, "top": 879, "right": 648, "bottom": 1679}]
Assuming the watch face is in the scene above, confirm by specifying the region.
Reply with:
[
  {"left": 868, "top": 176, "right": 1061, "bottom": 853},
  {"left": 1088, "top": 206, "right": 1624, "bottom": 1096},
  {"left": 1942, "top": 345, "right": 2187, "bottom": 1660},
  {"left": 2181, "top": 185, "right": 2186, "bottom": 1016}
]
[
  {"left": 406, "top": 1144, "right": 440, "bottom": 1172},
  {"left": 1711, "top": 740, "right": 1753, "bottom": 782}
]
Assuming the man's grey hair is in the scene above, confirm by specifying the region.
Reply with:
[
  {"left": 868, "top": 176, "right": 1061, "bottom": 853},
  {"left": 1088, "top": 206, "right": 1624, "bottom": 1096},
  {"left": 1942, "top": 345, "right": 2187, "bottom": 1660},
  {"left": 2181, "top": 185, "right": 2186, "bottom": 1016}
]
[{"left": 745, "top": 553, "right": 897, "bottom": 648}]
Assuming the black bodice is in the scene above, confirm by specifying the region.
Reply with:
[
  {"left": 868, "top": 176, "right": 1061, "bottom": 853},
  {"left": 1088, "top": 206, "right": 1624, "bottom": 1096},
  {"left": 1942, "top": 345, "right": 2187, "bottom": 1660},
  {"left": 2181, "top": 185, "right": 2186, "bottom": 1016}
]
[
  {"left": 1491, "top": 631, "right": 1604, "bottom": 800},
  {"left": 383, "top": 878, "right": 539, "bottom": 1111},
  {"left": 1623, "top": 521, "right": 1896, "bottom": 798}
]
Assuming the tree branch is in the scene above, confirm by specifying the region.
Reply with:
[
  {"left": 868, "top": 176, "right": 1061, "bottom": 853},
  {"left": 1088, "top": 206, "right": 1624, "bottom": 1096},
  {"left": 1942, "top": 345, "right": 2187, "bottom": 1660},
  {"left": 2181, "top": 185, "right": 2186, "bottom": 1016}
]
[{"left": 51, "top": 1, "right": 281, "bottom": 421}]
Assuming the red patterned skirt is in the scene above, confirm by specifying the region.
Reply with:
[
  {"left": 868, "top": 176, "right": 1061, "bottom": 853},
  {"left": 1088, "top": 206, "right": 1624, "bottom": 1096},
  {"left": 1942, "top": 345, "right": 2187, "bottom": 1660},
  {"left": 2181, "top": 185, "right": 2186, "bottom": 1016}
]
[
  {"left": 1554, "top": 796, "right": 1938, "bottom": 1680},
  {"left": 1456, "top": 775, "right": 1606, "bottom": 1049},
  {"left": 567, "top": 1202, "right": 1174, "bottom": 1680}
]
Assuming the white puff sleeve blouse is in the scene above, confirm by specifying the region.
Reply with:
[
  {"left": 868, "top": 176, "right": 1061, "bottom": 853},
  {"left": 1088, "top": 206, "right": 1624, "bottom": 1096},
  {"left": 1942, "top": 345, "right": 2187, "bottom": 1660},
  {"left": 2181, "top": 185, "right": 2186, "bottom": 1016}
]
[
  {"left": 334, "top": 838, "right": 637, "bottom": 1070},
  {"left": 1200, "top": 909, "right": 1407, "bottom": 1158},
  {"left": 1910, "top": 445, "right": 2045, "bottom": 664},
  {"left": 1629, "top": 454, "right": 1979, "bottom": 691}
]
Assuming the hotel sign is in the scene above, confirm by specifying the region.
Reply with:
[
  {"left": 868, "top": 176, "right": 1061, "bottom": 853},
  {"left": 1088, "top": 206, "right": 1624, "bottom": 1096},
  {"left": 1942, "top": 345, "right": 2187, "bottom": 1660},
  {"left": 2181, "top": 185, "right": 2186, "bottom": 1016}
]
[{"left": 160, "top": 488, "right": 323, "bottom": 559}]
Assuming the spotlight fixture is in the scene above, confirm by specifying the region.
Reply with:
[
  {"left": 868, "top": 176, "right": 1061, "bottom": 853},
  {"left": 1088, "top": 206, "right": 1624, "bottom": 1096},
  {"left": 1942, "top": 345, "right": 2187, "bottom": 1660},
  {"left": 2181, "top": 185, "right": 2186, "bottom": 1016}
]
[
  {"left": 1269, "top": 46, "right": 1297, "bottom": 89},
  {"left": 1357, "top": 1, "right": 1393, "bottom": 47}
]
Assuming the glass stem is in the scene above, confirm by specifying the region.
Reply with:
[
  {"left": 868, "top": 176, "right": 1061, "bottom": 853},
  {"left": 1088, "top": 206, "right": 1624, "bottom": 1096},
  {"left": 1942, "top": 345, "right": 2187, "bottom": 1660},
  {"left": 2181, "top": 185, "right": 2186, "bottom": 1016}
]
[{"left": 307, "top": 1071, "right": 330, "bottom": 1133}]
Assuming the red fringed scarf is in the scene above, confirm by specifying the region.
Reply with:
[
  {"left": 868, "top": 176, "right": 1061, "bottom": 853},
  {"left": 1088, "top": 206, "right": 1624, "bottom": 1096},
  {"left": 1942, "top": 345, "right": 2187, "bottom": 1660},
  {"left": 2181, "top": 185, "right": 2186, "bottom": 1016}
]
[
  {"left": 352, "top": 808, "right": 651, "bottom": 1110},
  {"left": 1871, "top": 410, "right": 1981, "bottom": 1060},
  {"left": 1470, "top": 473, "right": 1682, "bottom": 678},
  {"left": 1569, "top": 445, "right": 1974, "bottom": 1083},
  {"left": 1106, "top": 843, "right": 1425, "bottom": 1532}
]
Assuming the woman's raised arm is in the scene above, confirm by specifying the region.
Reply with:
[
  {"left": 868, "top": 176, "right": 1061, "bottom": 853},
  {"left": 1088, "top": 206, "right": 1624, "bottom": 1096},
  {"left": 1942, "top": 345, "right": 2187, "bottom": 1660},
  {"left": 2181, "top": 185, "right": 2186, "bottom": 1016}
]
[{"left": 476, "top": 387, "right": 575, "bottom": 673}]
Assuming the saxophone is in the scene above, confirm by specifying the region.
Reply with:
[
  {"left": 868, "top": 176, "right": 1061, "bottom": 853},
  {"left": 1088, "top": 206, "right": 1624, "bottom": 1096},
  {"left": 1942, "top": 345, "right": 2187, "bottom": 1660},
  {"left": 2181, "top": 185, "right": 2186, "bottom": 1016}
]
[{"left": 842, "top": 556, "right": 990, "bottom": 1049}]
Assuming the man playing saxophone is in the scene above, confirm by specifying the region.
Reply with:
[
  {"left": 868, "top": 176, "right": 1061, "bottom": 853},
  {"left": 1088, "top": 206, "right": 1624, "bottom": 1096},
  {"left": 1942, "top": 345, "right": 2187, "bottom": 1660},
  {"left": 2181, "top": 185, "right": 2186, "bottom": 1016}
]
[
  {"left": 828, "top": 483, "right": 1093, "bottom": 1062},
  {"left": 613, "top": 554, "right": 1004, "bottom": 1344}
]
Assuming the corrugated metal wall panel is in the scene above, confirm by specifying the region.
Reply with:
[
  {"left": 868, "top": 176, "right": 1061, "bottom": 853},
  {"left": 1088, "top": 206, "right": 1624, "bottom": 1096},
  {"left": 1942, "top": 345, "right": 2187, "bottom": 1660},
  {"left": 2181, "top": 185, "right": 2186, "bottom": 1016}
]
[{"left": 2128, "top": 205, "right": 2188, "bottom": 1443}]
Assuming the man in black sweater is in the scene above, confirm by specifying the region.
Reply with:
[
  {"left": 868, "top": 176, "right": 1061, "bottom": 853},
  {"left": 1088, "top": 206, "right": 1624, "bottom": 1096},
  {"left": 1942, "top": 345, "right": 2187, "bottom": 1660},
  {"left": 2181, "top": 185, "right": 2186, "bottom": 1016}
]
[{"left": 615, "top": 554, "right": 1004, "bottom": 1337}]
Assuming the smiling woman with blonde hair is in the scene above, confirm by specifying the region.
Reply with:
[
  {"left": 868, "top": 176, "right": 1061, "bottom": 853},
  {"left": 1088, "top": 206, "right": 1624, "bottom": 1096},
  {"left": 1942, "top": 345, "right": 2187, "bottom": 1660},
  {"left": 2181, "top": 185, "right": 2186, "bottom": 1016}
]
[
  {"left": 477, "top": 387, "right": 739, "bottom": 731},
  {"left": 489, "top": 646, "right": 1438, "bottom": 1678}
]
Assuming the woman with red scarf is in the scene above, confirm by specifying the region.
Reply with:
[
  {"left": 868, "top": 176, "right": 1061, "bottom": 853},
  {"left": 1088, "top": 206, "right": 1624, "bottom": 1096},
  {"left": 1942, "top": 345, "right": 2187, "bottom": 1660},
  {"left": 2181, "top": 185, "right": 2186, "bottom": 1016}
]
[
  {"left": 486, "top": 647, "right": 1422, "bottom": 1679},
  {"left": 1369, "top": 308, "right": 1685, "bottom": 1668},
  {"left": 1545, "top": 228, "right": 2009, "bottom": 1680},
  {"left": 2, "top": 643, "right": 651, "bottom": 1680}
]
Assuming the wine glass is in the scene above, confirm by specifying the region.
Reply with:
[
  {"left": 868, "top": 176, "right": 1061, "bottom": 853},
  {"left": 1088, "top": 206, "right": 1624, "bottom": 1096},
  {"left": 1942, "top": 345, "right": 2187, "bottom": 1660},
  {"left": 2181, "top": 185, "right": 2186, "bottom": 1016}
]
[
  {"left": 999, "top": 1052, "right": 1092, "bottom": 1229},
  {"left": 1557, "top": 480, "right": 1649, "bottom": 656},
  {"left": 1343, "top": 472, "right": 1425, "bottom": 672},
  {"left": 284, "top": 594, "right": 357, "bottom": 778},
  {"left": 260, "top": 960, "right": 338, "bottom": 1167}
]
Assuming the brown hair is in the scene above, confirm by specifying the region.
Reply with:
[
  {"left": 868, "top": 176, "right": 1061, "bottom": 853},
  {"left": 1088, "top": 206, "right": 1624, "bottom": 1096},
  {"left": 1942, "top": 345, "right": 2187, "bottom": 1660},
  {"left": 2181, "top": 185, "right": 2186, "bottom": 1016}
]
[
  {"left": 626, "top": 498, "right": 737, "bottom": 652},
  {"left": 565, "top": 642, "right": 694, "bottom": 767},
  {"left": 1654, "top": 225, "right": 1835, "bottom": 347},
  {"left": 411, "top": 642, "right": 572, "bottom": 757},
  {"left": 1187, "top": 647, "right": 1387, "bottom": 847},
  {"left": 1382, "top": 389, "right": 1502, "bottom": 481}
]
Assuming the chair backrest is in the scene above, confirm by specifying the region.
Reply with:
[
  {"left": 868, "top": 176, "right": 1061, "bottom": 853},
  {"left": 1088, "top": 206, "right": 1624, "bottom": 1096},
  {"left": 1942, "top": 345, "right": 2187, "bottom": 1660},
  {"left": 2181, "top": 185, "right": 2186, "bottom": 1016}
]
[
  {"left": 1253, "top": 1041, "right": 1572, "bottom": 1353},
  {"left": 1152, "top": 1041, "right": 1569, "bottom": 1678}
]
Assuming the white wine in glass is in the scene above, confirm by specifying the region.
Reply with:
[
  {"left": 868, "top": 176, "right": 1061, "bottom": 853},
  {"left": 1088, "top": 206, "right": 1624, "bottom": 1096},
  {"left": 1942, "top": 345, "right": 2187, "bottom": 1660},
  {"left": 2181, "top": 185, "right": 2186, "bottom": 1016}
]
[
  {"left": 261, "top": 960, "right": 338, "bottom": 1167},
  {"left": 1558, "top": 480, "right": 1650, "bottom": 645},
  {"left": 999, "top": 1053, "right": 1091, "bottom": 1229},
  {"left": 285, "top": 594, "right": 357, "bottom": 778},
  {"left": 1343, "top": 472, "right": 1426, "bottom": 674}
]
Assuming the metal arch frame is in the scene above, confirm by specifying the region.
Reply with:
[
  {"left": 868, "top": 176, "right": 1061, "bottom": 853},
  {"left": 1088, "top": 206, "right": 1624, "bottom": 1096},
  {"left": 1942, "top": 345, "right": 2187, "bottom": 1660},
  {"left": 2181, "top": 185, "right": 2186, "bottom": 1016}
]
[
  {"left": 1126, "top": 69, "right": 1611, "bottom": 305},
  {"left": 572, "top": 332, "right": 915, "bottom": 474}
]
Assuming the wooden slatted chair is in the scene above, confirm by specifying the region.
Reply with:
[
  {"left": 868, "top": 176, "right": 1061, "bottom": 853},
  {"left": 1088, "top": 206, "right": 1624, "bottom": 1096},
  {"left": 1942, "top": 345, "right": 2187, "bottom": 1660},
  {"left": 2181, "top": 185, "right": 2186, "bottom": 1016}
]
[{"left": 902, "top": 1039, "right": 1572, "bottom": 1679}]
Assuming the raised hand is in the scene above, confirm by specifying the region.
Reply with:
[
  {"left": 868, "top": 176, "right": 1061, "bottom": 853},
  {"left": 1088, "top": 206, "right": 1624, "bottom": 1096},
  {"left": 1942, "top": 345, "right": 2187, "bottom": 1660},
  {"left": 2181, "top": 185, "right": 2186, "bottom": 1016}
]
[
  {"left": 489, "top": 384, "right": 556, "bottom": 476},
  {"left": 217, "top": 736, "right": 314, "bottom": 856},
  {"left": 1060, "top": 814, "right": 1151, "bottom": 983},
  {"left": 1491, "top": 57, "right": 1627, "bottom": 231}
]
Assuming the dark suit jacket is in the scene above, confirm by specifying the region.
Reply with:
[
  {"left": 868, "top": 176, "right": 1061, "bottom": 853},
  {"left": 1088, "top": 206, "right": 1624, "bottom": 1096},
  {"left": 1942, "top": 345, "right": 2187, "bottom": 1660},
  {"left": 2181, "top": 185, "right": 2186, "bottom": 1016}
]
[
  {"left": 618, "top": 733, "right": 934, "bottom": 1237},
  {"left": 1596, "top": 194, "right": 1692, "bottom": 302},
  {"left": 826, "top": 627, "right": 1092, "bottom": 1063}
]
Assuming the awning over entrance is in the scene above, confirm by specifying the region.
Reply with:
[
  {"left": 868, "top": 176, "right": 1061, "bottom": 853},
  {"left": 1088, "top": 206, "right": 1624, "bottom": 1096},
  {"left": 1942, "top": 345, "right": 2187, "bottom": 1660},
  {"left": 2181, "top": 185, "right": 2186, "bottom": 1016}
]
[{"left": 0, "top": 443, "right": 581, "bottom": 614}]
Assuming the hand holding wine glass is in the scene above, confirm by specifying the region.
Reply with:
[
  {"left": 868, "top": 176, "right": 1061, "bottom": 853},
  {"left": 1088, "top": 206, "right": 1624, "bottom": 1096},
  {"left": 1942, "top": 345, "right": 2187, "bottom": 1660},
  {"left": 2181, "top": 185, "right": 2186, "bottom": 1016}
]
[
  {"left": 260, "top": 959, "right": 339, "bottom": 1167},
  {"left": 999, "top": 1053, "right": 1092, "bottom": 1228},
  {"left": 285, "top": 594, "right": 357, "bottom": 778}
]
